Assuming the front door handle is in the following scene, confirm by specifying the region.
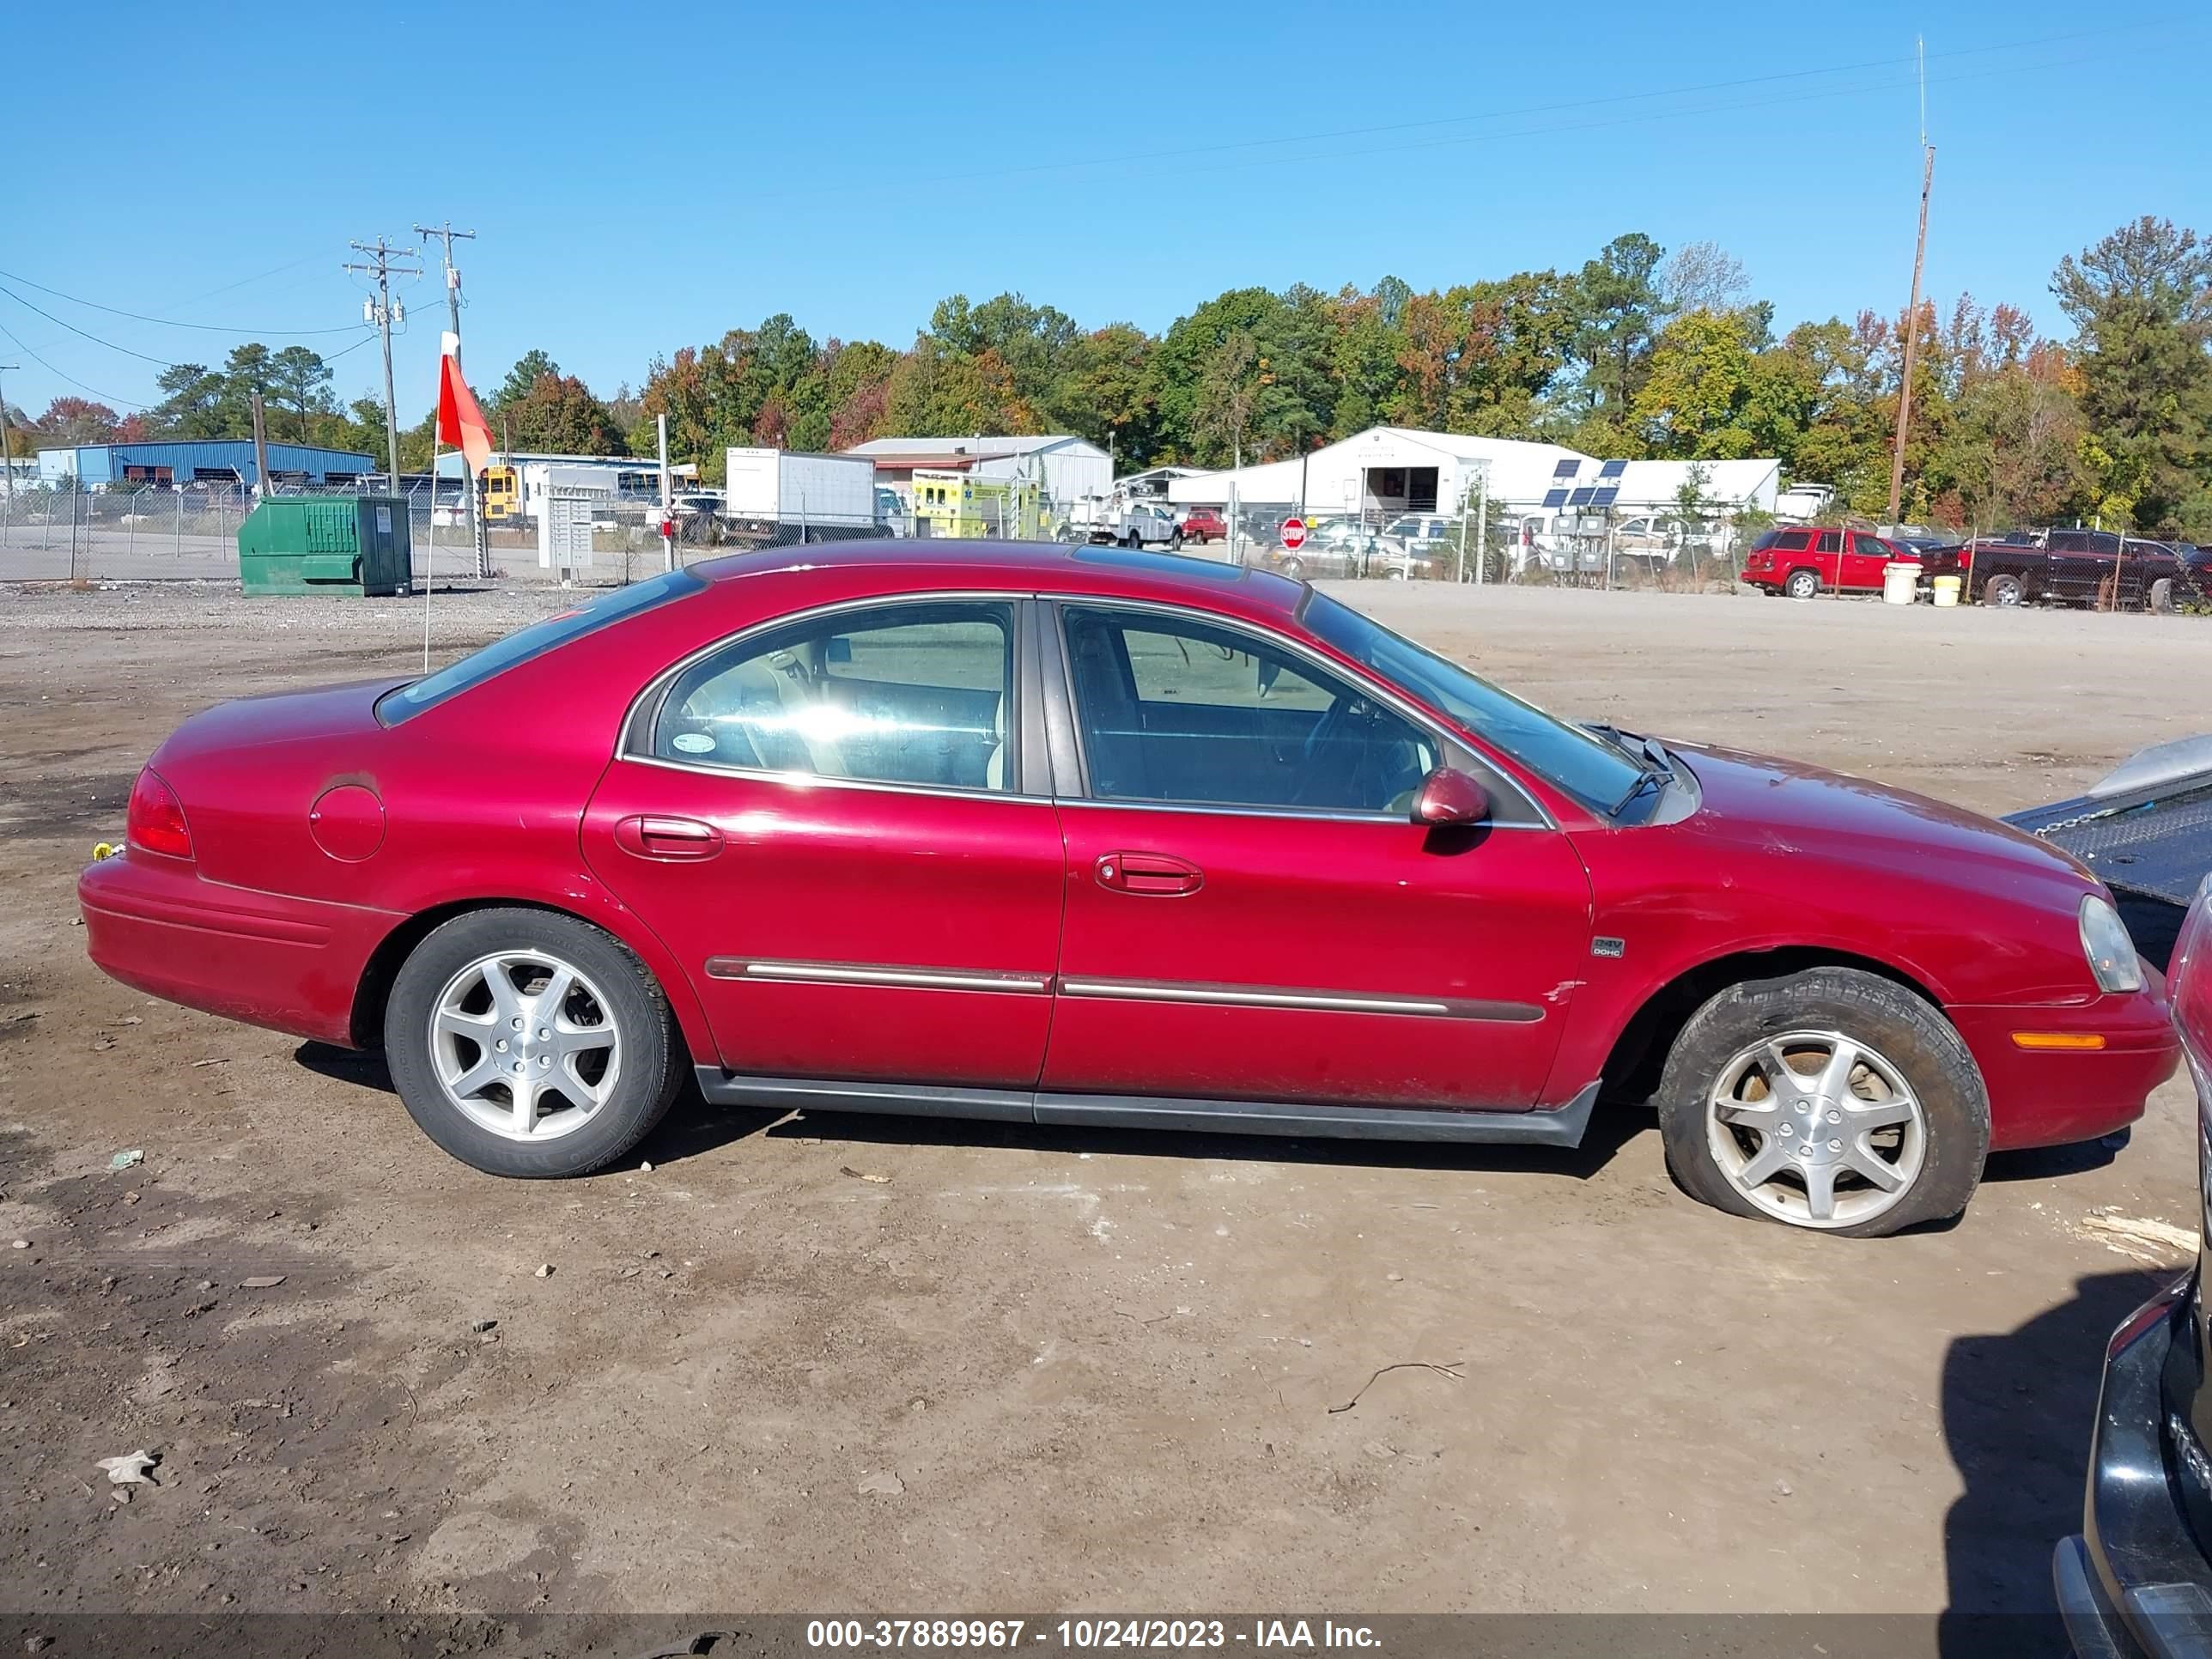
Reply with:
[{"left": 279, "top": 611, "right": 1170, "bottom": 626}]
[
  {"left": 1096, "top": 851, "right": 1204, "bottom": 897},
  {"left": 614, "top": 815, "right": 724, "bottom": 861}
]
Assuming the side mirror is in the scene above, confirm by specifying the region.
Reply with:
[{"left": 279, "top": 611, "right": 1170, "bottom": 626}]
[{"left": 1413, "top": 766, "right": 1489, "bottom": 827}]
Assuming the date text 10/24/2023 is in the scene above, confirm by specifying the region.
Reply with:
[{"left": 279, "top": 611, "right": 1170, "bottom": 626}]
[{"left": 805, "top": 1620, "right": 1383, "bottom": 1650}]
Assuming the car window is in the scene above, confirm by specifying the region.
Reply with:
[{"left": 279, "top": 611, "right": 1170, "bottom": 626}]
[
  {"left": 1816, "top": 531, "right": 1841, "bottom": 553},
  {"left": 1773, "top": 530, "right": 1812, "bottom": 552},
  {"left": 653, "top": 600, "right": 1016, "bottom": 793},
  {"left": 1061, "top": 605, "right": 1439, "bottom": 815},
  {"left": 381, "top": 568, "right": 705, "bottom": 724}
]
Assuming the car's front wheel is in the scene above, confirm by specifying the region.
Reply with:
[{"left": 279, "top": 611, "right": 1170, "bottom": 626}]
[
  {"left": 1655, "top": 966, "right": 1988, "bottom": 1237},
  {"left": 383, "top": 908, "right": 684, "bottom": 1177}
]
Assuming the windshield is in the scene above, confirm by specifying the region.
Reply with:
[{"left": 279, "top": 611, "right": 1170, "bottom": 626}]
[
  {"left": 1301, "top": 592, "right": 1644, "bottom": 813},
  {"left": 379, "top": 568, "right": 704, "bottom": 724}
]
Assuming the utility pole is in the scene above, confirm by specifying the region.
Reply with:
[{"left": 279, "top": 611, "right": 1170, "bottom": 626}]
[
  {"left": 1887, "top": 40, "right": 1935, "bottom": 526},
  {"left": 343, "top": 238, "right": 421, "bottom": 491},
  {"left": 248, "top": 392, "right": 270, "bottom": 499},
  {"left": 0, "top": 364, "right": 18, "bottom": 502},
  {"left": 415, "top": 222, "right": 485, "bottom": 574}
]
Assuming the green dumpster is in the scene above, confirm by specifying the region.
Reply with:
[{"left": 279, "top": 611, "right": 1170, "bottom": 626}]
[{"left": 237, "top": 496, "right": 413, "bottom": 597}]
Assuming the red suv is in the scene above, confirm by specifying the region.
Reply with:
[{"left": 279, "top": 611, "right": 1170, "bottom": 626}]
[
  {"left": 1742, "top": 527, "right": 1917, "bottom": 599},
  {"left": 1178, "top": 508, "right": 1227, "bottom": 544}
]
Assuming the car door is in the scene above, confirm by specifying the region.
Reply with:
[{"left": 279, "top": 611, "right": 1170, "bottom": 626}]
[
  {"left": 1041, "top": 600, "right": 1593, "bottom": 1112},
  {"left": 1842, "top": 531, "right": 1899, "bottom": 590},
  {"left": 1812, "top": 530, "right": 1845, "bottom": 588},
  {"left": 580, "top": 595, "right": 1066, "bottom": 1091}
]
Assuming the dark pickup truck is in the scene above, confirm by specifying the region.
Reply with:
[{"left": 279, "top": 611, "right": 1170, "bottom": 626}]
[{"left": 1926, "top": 529, "right": 2210, "bottom": 611}]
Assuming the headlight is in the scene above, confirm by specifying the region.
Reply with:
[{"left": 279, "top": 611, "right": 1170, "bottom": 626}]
[{"left": 2081, "top": 893, "right": 2145, "bottom": 994}]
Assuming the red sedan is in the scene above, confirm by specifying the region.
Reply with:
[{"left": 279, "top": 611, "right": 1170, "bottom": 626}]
[{"left": 80, "top": 543, "right": 2177, "bottom": 1235}]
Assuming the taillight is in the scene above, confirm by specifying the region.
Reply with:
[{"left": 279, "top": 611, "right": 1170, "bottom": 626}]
[{"left": 126, "top": 768, "right": 193, "bottom": 860}]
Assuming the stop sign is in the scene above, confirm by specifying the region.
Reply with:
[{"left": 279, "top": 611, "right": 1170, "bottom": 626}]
[{"left": 1281, "top": 517, "right": 1308, "bottom": 550}]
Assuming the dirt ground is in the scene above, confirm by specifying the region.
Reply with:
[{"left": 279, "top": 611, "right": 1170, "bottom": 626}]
[{"left": 1, "top": 577, "right": 2205, "bottom": 1648}]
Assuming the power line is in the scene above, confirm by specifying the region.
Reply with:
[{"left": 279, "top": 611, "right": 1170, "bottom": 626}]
[
  {"left": 0, "top": 282, "right": 179, "bottom": 367},
  {"left": 0, "top": 314, "right": 151, "bottom": 410},
  {"left": 752, "top": 18, "right": 2171, "bottom": 201},
  {"left": 0, "top": 264, "right": 381, "bottom": 337}
]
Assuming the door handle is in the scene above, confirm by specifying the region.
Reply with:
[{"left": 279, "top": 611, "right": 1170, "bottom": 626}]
[
  {"left": 614, "top": 815, "right": 724, "bottom": 861},
  {"left": 1096, "top": 851, "right": 1204, "bottom": 897}
]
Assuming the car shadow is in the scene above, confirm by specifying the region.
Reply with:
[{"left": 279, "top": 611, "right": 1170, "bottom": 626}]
[
  {"left": 1937, "top": 1267, "right": 2173, "bottom": 1656},
  {"left": 290, "top": 1042, "right": 784, "bottom": 1170},
  {"left": 760, "top": 1095, "right": 1653, "bottom": 1181},
  {"left": 1980, "top": 1134, "right": 2129, "bottom": 1185}
]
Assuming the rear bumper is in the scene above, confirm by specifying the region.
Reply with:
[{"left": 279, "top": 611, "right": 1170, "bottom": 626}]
[
  {"left": 78, "top": 851, "right": 398, "bottom": 1048},
  {"left": 1949, "top": 985, "right": 2181, "bottom": 1151},
  {"left": 2057, "top": 1274, "right": 2212, "bottom": 1659}
]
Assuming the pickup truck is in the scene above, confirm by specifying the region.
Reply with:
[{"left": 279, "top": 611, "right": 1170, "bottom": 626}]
[
  {"left": 1176, "top": 507, "right": 1227, "bottom": 544},
  {"left": 1741, "top": 526, "right": 1917, "bottom": 599},
  {"left": 1069, "top": 501, "right": 1182, "bottom": 549},
  {"left": 1923, "top": 530, "right": 2210, "bottom": 611}
]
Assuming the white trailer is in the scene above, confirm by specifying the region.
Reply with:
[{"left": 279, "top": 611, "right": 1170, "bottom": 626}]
[{"left": 723, "top": 447, "right": 878, "bottom": 537}]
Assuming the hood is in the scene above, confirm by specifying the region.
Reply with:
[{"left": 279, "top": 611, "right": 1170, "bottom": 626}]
[{"left": 1670, "top": 739, "right": 2102, "bottom": 907}]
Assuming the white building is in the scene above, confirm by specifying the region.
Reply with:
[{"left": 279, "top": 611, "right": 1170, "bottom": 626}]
[
  {"left": 843, "top": 434, "right": 1110, "bottom": 513},
  {"left": 1164, "top": 427, "right": 1781, "bottom": 520}
]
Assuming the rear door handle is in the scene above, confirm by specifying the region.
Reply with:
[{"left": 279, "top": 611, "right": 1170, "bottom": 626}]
[
  {"left": 1096, "top": 851, "right": 1204, "bottom": 897},
  {"left": 614, "top": 815, "right": 723, "bottom": 861}
]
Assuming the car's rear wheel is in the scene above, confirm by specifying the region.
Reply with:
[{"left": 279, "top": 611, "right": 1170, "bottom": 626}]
[
  {"left": 383, "top": 908, "right": 683, "bottom": 1177},
  {"left": 1984, "top": 573, "right": 2024, "bottom": 607},
  {"left": 1784, "top": 568, "right": 1820, "bottom": 600},
  {"left": 1654, "top": 966, "right": 1988, "bottom": 1237},
  {"left": 2150, "top": 576, "right": 2177, "bottom": 614}
]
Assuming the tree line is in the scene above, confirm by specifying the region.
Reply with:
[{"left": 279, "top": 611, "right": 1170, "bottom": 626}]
[{"left": 7, "top": 216, "right": 2206, "bottom": 536}]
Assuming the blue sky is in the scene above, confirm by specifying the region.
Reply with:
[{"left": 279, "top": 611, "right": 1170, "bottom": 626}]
[{"left": 2, "top": 0, "right": 2205, "bottom": 427}]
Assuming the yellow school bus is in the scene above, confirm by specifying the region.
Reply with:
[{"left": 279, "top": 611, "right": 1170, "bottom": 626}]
[{"left": 481, "top": 465, "right": 518, "bottom": 521}]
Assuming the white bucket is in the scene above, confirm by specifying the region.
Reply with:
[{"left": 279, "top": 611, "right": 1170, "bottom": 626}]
[
  {"left": 1882, "top": 562, "right": 1918, "bottom": 605},
  {"left": 1932, "top": 574, "right": 1961, "bottom": 608}
]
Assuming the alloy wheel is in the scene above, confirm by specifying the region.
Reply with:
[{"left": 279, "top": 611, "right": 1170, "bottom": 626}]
[
  {"left": 1705, "top": 1029, "right": 1926, "bottom": 1229},
  {"left": 428, "top": 950, "right": 623, "bottom": 1141}
]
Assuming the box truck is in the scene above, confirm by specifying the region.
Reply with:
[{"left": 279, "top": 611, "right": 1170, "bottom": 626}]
[{"left": 723, "top": 448, "right": 878, "bottom": 541}]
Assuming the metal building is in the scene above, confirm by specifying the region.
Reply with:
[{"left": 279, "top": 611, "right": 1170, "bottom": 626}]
[
  {"left": 843, "top": 434, "right": 1111, "bottom": 515},
  {"left": 38, "top": 440, "right": 376, "bottom": 489}
]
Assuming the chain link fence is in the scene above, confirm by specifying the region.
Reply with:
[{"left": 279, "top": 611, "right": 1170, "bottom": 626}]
[{"left": 1, "top": 475, "right": 1765, "bottom": 594}]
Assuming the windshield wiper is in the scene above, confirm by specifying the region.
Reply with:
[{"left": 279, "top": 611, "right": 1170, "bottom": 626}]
[{"left": 1601, "top": 730, "right": 1674, "bottom": 818}]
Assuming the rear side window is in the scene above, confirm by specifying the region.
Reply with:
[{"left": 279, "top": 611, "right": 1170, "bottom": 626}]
[
  {"left": 1762, "top": 530, "right": 1812, "bottom": 552},
  {"left": 653, "top": 600, "right": 1016, "bottom": 793},
  {"left": 380, "top": 569, "right": 703, "bottom": 724}
]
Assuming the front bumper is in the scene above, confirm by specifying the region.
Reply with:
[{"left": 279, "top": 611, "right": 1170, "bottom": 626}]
[
  {"left": 78, "top": 850, "right": 399, "bottom": 1047},
  {"left": 2057, "top": 1275, "right": 2212, "bottom": 1659},
  {"left": 1949, "top": 984, "right": 2181, "bottom": 1151}
]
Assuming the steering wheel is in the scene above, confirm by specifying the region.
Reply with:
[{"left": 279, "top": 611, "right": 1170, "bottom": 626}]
[{"left": 1292, "top": 694, "right": 1358, "bottom": 805}]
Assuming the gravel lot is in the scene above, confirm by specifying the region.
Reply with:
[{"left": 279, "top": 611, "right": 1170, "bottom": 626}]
[{"left": 1, "top": 576, "right": 2204, "bottom": 1651}]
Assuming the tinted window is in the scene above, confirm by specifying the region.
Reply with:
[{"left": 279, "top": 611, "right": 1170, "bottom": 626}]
[
  {"left": 1816, "top": 531, "right": 1842, "bottom": 553},
  {"left": 1301, "top": 592, "right": 1640, "bottom": 816},
  {"left": 1765, "top": 530, "right": 1812, "bottom": 552},
  {"left": 381, "top": 569, "right": 703, "bottom": 723},
  {"left": 654, "top": 601, "right": 1015, "bottom": 793},
  {"left": 1062, "top": 605, "right": 1438, "bottom": 814}
]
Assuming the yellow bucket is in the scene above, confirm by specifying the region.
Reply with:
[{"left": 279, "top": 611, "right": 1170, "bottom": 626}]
[{"left": 1932, "top": 574, "right": 1961, "bottom": 608}]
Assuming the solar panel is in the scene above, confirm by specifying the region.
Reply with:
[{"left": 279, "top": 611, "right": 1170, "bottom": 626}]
[
  {"left": 1552, "top": 459, "right": 1582, "bottom": 479},
  {"left": 1567, "top": 487, "right": 1595, "bottom": 507},
  {"left": 1591, "top": 486, "right": 1620, "bottom": 506},
  {"left": 1541, "top": 488, "right": 1570, "bottom": 508},
  {"left": 1597, "top": 459, "right": 1626, "bottom": 478}
]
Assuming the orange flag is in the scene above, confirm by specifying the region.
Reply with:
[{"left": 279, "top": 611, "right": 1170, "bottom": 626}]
[{"left": 435, "top": 331, "right": 495, "bottom": 477}]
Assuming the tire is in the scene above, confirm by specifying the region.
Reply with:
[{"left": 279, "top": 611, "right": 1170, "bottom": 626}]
[
  {"left": 1653, "top": 966, "right": 1989, "bottom": 1237},
  {"left": 1784, "top": 568, "right": 1820, "bottom": 601},
  {"left": 1280, "top": 556, "right": 1306, "bottom": 580},
  {"left": 382, "top": 907, "right": 684, "bottom": 1178},
  {"left": 1169, "top": 531, "right": 1183, "bottom": 550},
  {"left": 2150, "top": 577, "right": 2176, "bottom": 615},
  {"left": 1984, "top": 573, "right": 2024, "bottom": 607}
]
